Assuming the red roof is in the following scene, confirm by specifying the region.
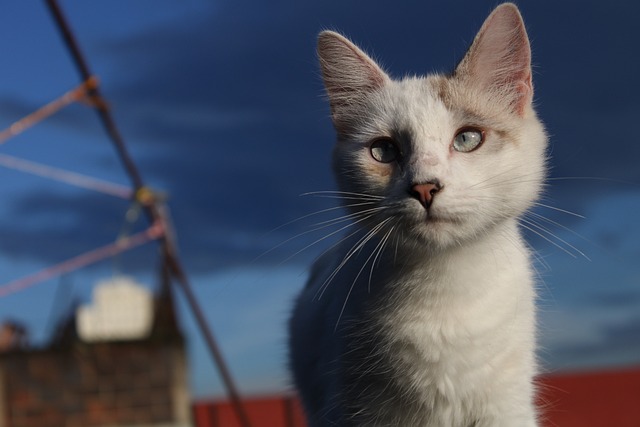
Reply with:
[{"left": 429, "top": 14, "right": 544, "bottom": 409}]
[
  {"left": 193, "top": 366, "right": 640, "bottom": 427},
  {"left": 538, "top": 366, "right": 640, "bottom": 427},
  {"left": 192, "top": 395, "right": 306, "bottom": 427}
]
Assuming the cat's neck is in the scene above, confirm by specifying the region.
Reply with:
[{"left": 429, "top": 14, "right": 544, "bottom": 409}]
[
  {"left": 372, "top": 218, "right": 528, "bottom": 298},
  {"left": 325, "top": 218, "right": 526, "bottom": 314},
  {"left": 357, "top": 218, "right": 534, "bottom": 343},
  {"left": 397, "top": 218, "right": 522, "bottom": 266}
]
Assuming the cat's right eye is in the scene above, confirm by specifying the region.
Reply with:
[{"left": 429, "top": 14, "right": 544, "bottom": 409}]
[{"left": 370, "top": 138, "right": 399, "bottom": 163}]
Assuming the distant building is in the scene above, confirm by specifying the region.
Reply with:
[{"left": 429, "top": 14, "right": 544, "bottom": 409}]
[
  {"left": 0, "top": 276, "right": 191, "bottom": 427},
  {"left": 0, "top": 321, "right": 27, "bottom": 353}
]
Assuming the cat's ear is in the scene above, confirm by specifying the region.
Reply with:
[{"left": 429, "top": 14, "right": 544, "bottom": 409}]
[
  {"left": 317, "top": 31, "right": 390, "bottom": 131},
  {"left": 454, "top": 3, "right": 532, "bottom": 116}
]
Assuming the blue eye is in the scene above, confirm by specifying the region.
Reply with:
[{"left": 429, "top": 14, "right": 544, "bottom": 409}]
[
  {"left": 453, "top": 128, "right": 484, "bottom": 152},
  {"left": 370, "top": 138, "right": 399, "bottom": 163}
]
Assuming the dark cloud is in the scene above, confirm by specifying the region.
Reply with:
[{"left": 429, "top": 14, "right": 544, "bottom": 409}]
[
  {"left": 523, "top": 2, "right": 640, "bottom": 195},
  {"left": 588, "top": 290, "right": 640, "bottom": 310},
  {"left": 0, "top": 184, "right": 340, "bottom": 274},
  {"left": 103, "top": 0, "right": 640, "bottom": 221},
  {"left": 0, "top": 190, "right": 149, "bottom": 264}
]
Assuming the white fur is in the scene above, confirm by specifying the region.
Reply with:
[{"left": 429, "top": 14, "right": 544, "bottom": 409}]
[{"left": 289, "top": 4, "right": 546, "bottom": 426}]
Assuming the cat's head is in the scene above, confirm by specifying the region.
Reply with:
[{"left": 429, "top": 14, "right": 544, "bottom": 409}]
[{"left": 318, "top": 3, "right": 547, "bottom": 249}]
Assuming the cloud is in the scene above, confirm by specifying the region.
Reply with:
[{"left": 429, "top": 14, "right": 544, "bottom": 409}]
[
  {"left": 99, "top": 0, "right": 640, "bottom": 230},
  {"left": 536, "top": 192, "right": 640, "bottom": 370},
  {"left": 542, "top": 314, "right": 640, "bottom": 372},
  {"left": 0, "top": 190, "right": 129, "bottom": 255},
  {"left": 0, "top": 170, "right": 346, "bottom": 276}
]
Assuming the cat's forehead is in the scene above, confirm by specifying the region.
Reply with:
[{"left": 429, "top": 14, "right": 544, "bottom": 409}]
[
  {"left": 386, "top": 77, "right": 447, "bottom": 115},
  {"left": 433, "top": 75, "right": 517, "bottom": 130},
  {"left": 382, "top": 77, "right": 450, "bottom": 128},
  {"left": 372, "top": 75, "right": 513, "bottom": 137},
  {"left": 370, "top": 76, "right": 456, "bottom": 141}
]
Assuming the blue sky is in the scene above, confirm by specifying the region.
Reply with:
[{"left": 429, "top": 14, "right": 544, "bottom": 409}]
[{"left": 0, "top": 1, "right": 639, "bottom": 398}]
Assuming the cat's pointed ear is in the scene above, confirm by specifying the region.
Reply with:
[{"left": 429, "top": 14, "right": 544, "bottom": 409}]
[
  {"left": 454, "top": 3, "right": 533, "bottom": 116},
  {"left": 317, "top": 31, "right": 390, "bottom": 131}
]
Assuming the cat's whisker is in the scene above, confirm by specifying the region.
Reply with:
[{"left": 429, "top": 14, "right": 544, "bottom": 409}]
[
  {"left": 470, "top": 171, "right": 549, "bottom": 191},
  {"left": 496, "top": 220, "right": 554, "bottom": 295},
  {"left": 307, "top": 208, "right": 395, "bottom": 267},
  {"left": 518, "top": 222, "right": 577, "bottom": 259},
  {"left": 265, "top": 201, "right": 381, "bottom": 235},
  {"left": 310, "top": 206, "right": 386, "bottom": 228},
  {"left": 315, "top": 223, "right": 382, "bottom": 301},
  {"left": 279, "top": 212, "right": 383, "bottom": 266},
  {"left": 369, "top": 226, "right": 395, "bottom": 292},
  {"left": 314, "top": 225, "right": 378, "bottom": 300},
  {"left": 334, "top": 220, "right": 395, "bottom": 330},
  {"left": 533, "top": 202, "right": 585, "bottom": 219},
  {"left": 312, "top": 221, "right": 381, "bottom": 267},
  {"left": 393, "top": 231, "right": 400, "bottom": 265},
  {"left": 467, "top": 166, "right": 526, "bottom": 189},
  {"left": 255, "top": 206, "right": 381, "bottom": 263},
  {"left": 316, "top": 217, "right": 393, "bottom": 301},
  {"left": 509, "top": 227, "right": 553, "bottom": 275},
  {"left": 524, "top": 216, "right": 591, "bottom": 261},
  {"left": 519, "top": 217, "right": 590, "bottom": 261},
  {"left": 453, "top": 195, "right": 590, "bottom": 260},
  {"left": 474, "top": 179, "right": 550, "bottom": 192},
  {"left": 547, "top": 176, "right": 640, "bottom": 187},
  {"left": 527, "top": 211, "right": 593, "bottom": 246},
  {"left": 300, "top": 190, "right": 384, "bottom": 201}
]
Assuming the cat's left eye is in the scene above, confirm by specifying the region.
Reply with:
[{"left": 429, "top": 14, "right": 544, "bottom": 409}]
[
  {"left": 370, "top": 138, "right": 399, "bottom": 163},
  {"left": 453, "top": 128, "right": 484, "bottom": 153}
]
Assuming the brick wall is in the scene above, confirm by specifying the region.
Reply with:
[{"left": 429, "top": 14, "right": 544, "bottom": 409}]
[{"left": 0, "top": 341, "right": 189, "bottom": 427}]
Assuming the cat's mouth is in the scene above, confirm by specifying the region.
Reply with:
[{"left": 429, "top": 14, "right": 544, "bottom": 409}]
[{"left": 422, "top": 211, "right": 461, "bottom": 225}]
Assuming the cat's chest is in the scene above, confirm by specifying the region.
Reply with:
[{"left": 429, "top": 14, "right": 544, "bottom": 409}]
[
  {"left": 385, "top": 255, "right": 527, "bottom": 334},
  {"left": 363, "top": 239, "right": 534, "bottom": 374},
  {"left": 345, "top": 256, "right": 533, "bottom": 419},
  {"left": 376, "top": 268, "right": 515, "bottom": 356}
]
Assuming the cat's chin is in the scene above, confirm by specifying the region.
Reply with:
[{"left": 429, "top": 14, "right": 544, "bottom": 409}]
[
  {"left": 409, "top": 220, "right": 461, "bottom": 249},
  {"left": 407, "top": 213, "right": 484, "bottom": 250},
  {"left": 423, "top": 213, "right": 461, "bottom": 225}
]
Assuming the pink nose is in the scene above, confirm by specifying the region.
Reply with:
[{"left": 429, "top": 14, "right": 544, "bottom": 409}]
[{"left": 410, "top": 182, "right": 442, "bottom": 209}]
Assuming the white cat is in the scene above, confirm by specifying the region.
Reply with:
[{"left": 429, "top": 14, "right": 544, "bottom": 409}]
[{"left": 289, "top": 3, "right": 546, "bottom": 426}]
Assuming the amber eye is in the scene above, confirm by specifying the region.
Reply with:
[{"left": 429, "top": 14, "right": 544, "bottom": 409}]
[
  {"left": 453, "top": 127, "right": 484, "bottom": 152},
  {"left": 370, "top": 138, "right": 399, "bottom": 163}
]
